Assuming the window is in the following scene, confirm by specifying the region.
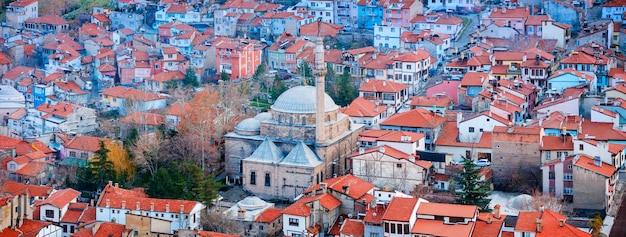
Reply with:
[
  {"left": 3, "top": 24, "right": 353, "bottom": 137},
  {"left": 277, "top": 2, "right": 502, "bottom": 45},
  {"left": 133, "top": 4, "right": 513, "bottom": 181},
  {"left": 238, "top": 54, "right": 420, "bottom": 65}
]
[
  {"left": 564, "top": 173, "right": 573, "bottom": 181},
  {"left": 564, "top": 188, "right": 573, "bottom": 195},
  {"left": 568, "top": 164, "right": 573, "bottom": 170},
  {"left": 406, "top": 64, "right": 411, "bottom": 70},
  {"left": 403, "top": 224, "right": 409, "bottom": 233},
  {"left": 289, "top": 218, "right": 299, "bottom": 226},
  {"left": 549, "top": 172, "right": 555, "bottom": 179},
  {"left": 396, "top": 164, "right": 402, "bottom": 168},
  {"left": 250, "top": 171, "right": 256, "bottom": 185},
  {"left": 265, "top": 172, "right": 271, "bottom": 186},
  {"left": 81, "top": 153, "right": 88, "bottom": 159},
  {"left": 579, "top": 144, "right": 584, "bottom": 151},
  {"left": 63, "top": 225, "right": 67, "bottom": 233},
  {"left": 390, "top": 223, "right": 396, "bottom": 233},
  {"left": 45, "top": 209, "right": 54, "bottom": 218},
  {"left": 469, "top": 127, "right": 475, "bottom": 133},
  {"left": 556, "top": 152, "right": 562, "bottom": 158},
  {"left": 69, "top": 151, "right": 76, "bottom": 157}
]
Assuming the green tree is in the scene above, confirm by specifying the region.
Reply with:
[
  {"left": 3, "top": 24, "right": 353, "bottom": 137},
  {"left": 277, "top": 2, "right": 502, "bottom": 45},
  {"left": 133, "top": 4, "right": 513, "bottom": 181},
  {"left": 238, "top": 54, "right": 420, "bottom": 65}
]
[
  {"left": 147, "top": 167, "right": 185, "bottom": 199},
  {"left": 91, "top": 141, "right": 116, "bottom": 186},
  {"left": 146, "top": 162, "right": 224, "bottom": 206},
  {"left": 253, "top": 64, "right": 266, "bottom": 80},
  {"left": 453, "top": 157, "right": 492, "bottom": 212},
  {"left": 269, "top": 75, "right": 288, "bottom": 100},
  {"left": 182, "top": 67, "right": 199, "bottom": 88},
  {"left": 589, "top": 212, "right": 603, "bottom": 237},
  {"left": 328, "top": 69, "right": 357, "bottom": 106},
  {"left": 220, "top": 71, "right": 230, "bottom": 81}
]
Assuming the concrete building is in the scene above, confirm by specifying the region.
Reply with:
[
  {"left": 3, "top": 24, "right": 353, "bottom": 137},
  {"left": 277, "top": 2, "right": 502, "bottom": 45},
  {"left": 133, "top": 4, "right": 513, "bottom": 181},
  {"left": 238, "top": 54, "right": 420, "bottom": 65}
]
[
  {"left": 5, "top": 0, "right": 38, "bottom": 29},
  {"left": 573, "top": 154, "right": 618, "bottom": 215},
  {"left": 491, "top": 126, "right": 542, "bottom": 190}
]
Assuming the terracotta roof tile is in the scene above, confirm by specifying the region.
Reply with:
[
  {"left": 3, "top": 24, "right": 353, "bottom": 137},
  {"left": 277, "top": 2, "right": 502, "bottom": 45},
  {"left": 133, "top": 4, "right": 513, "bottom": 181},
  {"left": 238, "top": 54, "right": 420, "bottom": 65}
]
[
  {"left": 381, "top": 108, "right": 446, "bottom": 128},
  {"left": 461, "top": 72, "right": 489, "bottom": 87},
  {"left": 97, "top": 183, "right": 200, "bottom": 213},
  {"left": 340, "top": 97, "right": 387, "bottom": 117},
  {"left": 15, "top": 162, "right": 47, "bottom": 177},
  {"left": 64, "top": 135, "right": 108, "bottom": 152},
  {"left": 198, "top": 231, "right": 240, "bottom": 237},
  {"left": 305, "top": 174, "right": 375, "bottom": 201},
  {"left": 417, "top": 202, "right": 477, "bottom": 218},
  {"left": 382, "top": 197, "right": 418, "bottom": 221},
  {"left": 150, "top": 70, "right": 185, "bottom": 82},
  {"left": 37, "top": 188, "right": 80, "bottom": 208},
  {"left": 121, "top": 111, "right": 165, "bottom": 126},
  {"left": 541, "top": 136, "right": 573, "bottom": 151},
  {"left": 515, "top": 209, "right": 590, "bottom": 237},
  {"left": 410, "top": 96, "right": 452, "bottom": 108},
  {"left": 340, "top": 219, "right": 364, "bottom": 236},
  {"left": 101, "top": 86, "right": 166, "bottom": 101},
  {"left": 575, "top": 154, "right": 615, "bottom": 177},
  {"left": 300, "top": 21, "right": 343, "bottom": 37},
  {"left": 411, "top": 219, "right": 473, "bottom": 236},
  {"left": 256, "top": 208, "right": 282, "bottom": 222}
]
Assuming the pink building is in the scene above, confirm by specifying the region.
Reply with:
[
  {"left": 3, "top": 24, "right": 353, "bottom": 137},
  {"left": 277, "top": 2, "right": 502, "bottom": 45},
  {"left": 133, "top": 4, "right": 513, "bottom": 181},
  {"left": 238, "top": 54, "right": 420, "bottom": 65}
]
[
  {"left": 214, "top": 37, "right": 263, "bottom": 81},
  {"left": 383, "top": 0, "right": 422, "bottom": 28},
  {"left": 426, "top": 80, "right": 460, "bottom": 104},
  {"left": 482, "top": 6, "right": 530, "bottom": 33}
]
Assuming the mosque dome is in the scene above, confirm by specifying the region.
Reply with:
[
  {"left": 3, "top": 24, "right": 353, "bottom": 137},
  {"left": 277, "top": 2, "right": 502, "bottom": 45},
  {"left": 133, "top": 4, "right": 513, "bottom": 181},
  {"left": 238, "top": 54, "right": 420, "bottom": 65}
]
[
  {"left": 271, "top": 86, "right": 338, "bottom": 114},
  {"left": 254, "top": 112, "right": 272, "bottom": 122},
  {"left": 235, "top": 118, "right": 261, "bottom": 134}
]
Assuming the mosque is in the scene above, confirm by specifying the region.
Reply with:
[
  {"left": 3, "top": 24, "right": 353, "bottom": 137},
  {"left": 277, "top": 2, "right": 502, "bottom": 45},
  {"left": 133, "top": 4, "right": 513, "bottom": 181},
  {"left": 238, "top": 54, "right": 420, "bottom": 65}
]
[{"left": 224, "top": 30, "right": 364, "bottom": 200}]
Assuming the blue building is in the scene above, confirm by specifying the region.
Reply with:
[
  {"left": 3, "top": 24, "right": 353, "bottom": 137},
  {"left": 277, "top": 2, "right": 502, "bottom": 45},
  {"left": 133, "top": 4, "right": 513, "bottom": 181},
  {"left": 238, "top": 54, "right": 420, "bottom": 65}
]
[
  {"left": 547, "top": 68, "right": 597, "bottom": 94},
  {"left": 357, "top": 0, "right": 384, "bottom": 30},
  {"left": 364, "top": 204, "right": 384, "bottom": 237}
]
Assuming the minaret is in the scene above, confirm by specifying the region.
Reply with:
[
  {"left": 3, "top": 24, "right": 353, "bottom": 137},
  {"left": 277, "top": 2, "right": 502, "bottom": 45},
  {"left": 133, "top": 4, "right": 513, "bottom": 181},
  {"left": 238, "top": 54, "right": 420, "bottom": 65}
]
[{"left": 314, "top": 20, "right": 327, "bottom": 145}]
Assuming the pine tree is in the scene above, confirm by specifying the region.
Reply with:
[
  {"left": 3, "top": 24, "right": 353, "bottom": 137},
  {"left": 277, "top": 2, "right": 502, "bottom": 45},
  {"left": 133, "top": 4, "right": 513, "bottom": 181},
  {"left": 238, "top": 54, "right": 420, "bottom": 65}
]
[
  {"left": 453, "top": 156, "right": 492, "bottom": 212},
  {"left": 269, "top": 75, "right": 288, "bottom": 100},
  {"left": 182, "top": 67, "right": 199, "bottom": 88},
  {"left": 91, "top": 141, "right": 116, "bottom": 186}
]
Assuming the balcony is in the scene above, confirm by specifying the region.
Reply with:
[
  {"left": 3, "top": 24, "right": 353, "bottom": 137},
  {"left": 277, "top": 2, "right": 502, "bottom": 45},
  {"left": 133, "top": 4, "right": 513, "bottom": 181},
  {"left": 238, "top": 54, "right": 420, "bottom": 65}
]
[
  {"left": 507, "top": 68, "right": 521, "bottom": 74},
  {"left": 366, "top": 11, "right": 378, "bottom": 16},
  {"left": 388, "top": 13, "right": 402, "bottom": 19},
  {"left": 309, "top": 6, "right": 329, "bottom": 11},
  {"left": 337, "top": 12, "right": 350, "bottom": 17},
  {"left": 337, "top": 4, "right": 349, "bottom": 8}
]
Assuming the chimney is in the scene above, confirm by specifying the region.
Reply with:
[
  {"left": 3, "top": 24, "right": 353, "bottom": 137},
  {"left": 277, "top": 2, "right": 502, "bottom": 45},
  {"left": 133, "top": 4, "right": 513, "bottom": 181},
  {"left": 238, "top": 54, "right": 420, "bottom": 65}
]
[
  {"left": 487, "top": 216, "right": 492, "bottom": 224},
  {"left": 456, "top": 112, "right": 463, "bottom": 128},
  {"left": 106, "top": 199, "right": 110, "bottom": 207},
  {"left": 342, "top": 185, "right": 349, "bottom": 195},
  {"left": 114, "top": 183, "right": 119, "bottom": 188},
  {"left": 180, "top": 205, "right": 184, "bottom": 213},
  {"left": 150, "top": 202, "right": 154, "bottom": 212},
  {"left": 320, "top": 183, "right": 328, "bottom": 193},
  {"left": 108, "top": 180, "right": 113, "bottom": 186},
  {"left": 121, "top": 201, "right": 125, "bottom": 209},
  {"left": 409, "top": 154, "right": 416, "bottom": 163},
  {"left": 359, "top": 147, "right": 364, "bottom": 155},
  {"left": 594, "top": 156, "right": 602, "bottom": 167},
  {"left": 166, "top": 204, "right": 170, "bottom": 212},
  {"left": 136, "top": 202, "right": 140, "bottom": 210},
  {"left": 536, "top": 218, "right": 543, "bottom": 232},
  {"left": 379, "top": 146, "right": 385, "bottom": 153},
  {"left": 494, "top": 204, "right": 501, "bottom": 219}
]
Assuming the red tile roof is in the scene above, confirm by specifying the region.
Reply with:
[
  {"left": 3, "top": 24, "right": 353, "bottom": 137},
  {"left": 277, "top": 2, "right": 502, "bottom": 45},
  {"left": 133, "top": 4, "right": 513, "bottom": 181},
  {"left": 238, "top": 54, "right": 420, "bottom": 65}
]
[
  {"left": 9, "top": 0, "right": 37, "bottom": 7},
  {"left": 515, "top": 209, "right": 590, "bottom": 237},
  {"left": 16, "top": 162, "right": 47, "bottom": 177},
  {"left": 64, "top": 135, "right": 107, "bottom": 152},
  {"left": 417, "top": 202, "right": 477, "bottom": 218},
  {"left": 575, "top": 154, "right": 615, "bottom": 177},
  {"left": 78, "top": 207, "right": 96, "bottom": 223},
  {"left": 37, "top": 188, "right": 80, "bottom": 208},
  {"left": 382, "top": 197, "right": 418, "bottom": 221},
  {"left": 121, "top": 111, "right": 165, "bottom": 126},
  {"left": 561, "top": 51, "right": 597, "bottom": 64},
  {"left": 96, "top": 182, "right": 201, "bottom": 213},
  {"left": 411, "top": 219, "right": 473, "bottom": 236},
  {"left": 0, "top": 51, "right": 13, "bottom": 64},
  {"left": 101, "top": 86, "right": 166, "bottom": 101},
  {"left": 579, "top": 120, "right": 626, "bottom": 141},
  {"left": 461, "top": 72, "right": 489, "bottom": 87},
  {"left": 381, "top": 108, "right": 446, "bottom": 129},
  {"left": 197, "top": 231, "right": 240, "bottom": 237},
  {"left": 487, "top": 6, "right": 530, "bottom": 19},
  {"left": 340, "top": 97, "right": 387, "bottom": 117},
  {"left": 3, "top": 66, "right": 33, "bottom": 80},
  {"left": 165, "top": 101, "right": 192, "bottom": 117},
  {"left": 300, "top": 21, "right": 343, "bottom": 37},
  {"left": 150, "top": 70, "right": 185, "bottom": 82},
  {"left": 25, "top": 15, "right": 68, "bottom": 25},
  {"left": 54, "top": 81, "right": 87, "bottom": 94},
  {"left": 255, "top": 207, "right": 282, "bottom": 222},
  {"left": 472, "top": 213, "right": 506, "bottom": 237},
  {"left": 93, "top": 222, "right": 127, "bottom": 237},
  {"left": 340, "top": 219, "right": 365, "bottom": 236},
  {"left": 541, "top": 136, "right": 573, "bottom": 151},
  {"left": 410, "top": 96, "right": 452, "bottom": 108},
  {"left": 60, "top": 208, "right": 84, "bottom": 223},
  {"left": 0, "top": 181, "right": 53, "bottom": 198},
  {"left": 306, "top": 174, "right": 375, "bottom": 201},
  {"left": 492, "top": 126, "right": 541, "bottom": 143},
  {"left": 364, "top": 204, "right": 386, "bottom": 223},
  {"left": 18, "top": 220, "right": 51, "bottom": 237}
]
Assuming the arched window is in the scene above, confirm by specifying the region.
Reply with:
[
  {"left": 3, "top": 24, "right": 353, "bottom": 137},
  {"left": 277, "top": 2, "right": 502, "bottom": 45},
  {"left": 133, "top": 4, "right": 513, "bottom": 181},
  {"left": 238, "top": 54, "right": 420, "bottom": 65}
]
[{"left": 327, "top": 115, "right": 331, "bottom": 122}]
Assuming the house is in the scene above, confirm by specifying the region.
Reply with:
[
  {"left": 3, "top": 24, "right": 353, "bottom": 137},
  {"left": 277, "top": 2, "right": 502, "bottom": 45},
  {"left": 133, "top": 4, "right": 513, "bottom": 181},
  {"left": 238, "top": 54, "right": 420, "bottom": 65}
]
[
  {"left": 214, "top": 37, "right": 263, "bottom": 81},
  {"left": 59, "top": 203, "right": 93, "bottom": 237},
  {"left": 389, "top": 50, "right": 432, "bottom": 95},
  {"left": 3, "top": 66, "right": 34, "bottom": 88},
  {"left": 373, "top": 25, "right": 406, "bottom": 50},
  {"left": 410, "top": 13, "right": 464, "bottom": 39},
  {"left": 573, "top": 154, "right": 619, "bottom": 215},
  {"left": 154, "top": 3, "right": 202, "bottom": 27},
  {"left": 382, "top": 197, "right": 424, "bottom": 237},
  {"left": 458, "top": 72, "right": 490, "bottom": 108},
  {"left": 60, "top": 135, "right": 109, "bottom": 165},
  {"left": 340, "top": 97, "right": 390, "bottom": 129},
  {"left": 547, "top": 68, "right": 597, "bottom": 94},
  {"left": 307, "top": 0, "right": 334, "bottom": 23},
  {"left": 349, "top": 145, "right": 433, "bottom": 193},
  {"left": 30, "top": 102, "right": 97, "bottom": 137},
  {"left": 45, "top": 44, "right": 82, "bottom": 75},
  {"left": 96, "top": 181, "right": 205, "bottom": 234},
  {"left": 0, "top": 193, "right": 31, "bottom": 231},
  {"left": 6, "top": 156, "right": 51, "bottom": 185},
  {"left": 457, "top": 111, "right": 508, "bottom": 143},
  {"left": 281, "top": 193, "right": 341, "bottom": 237},
  {"left": 560, "top": 48, "right": 614, "bottom": 91},
  {"left": 542, "top": 20, "right": 572, "bottom": 49},
  {"left": 575, "top": 20, "right": 614, "bottom": 48},
  {"left": 36, "top": 188, "right": 80, "bottom": 223},
  {"left": 100, "top": 86, "right": 167, "bottom": 115},
  {"left": 435, "top": 121, "right": 492, "bottom": 164},
  {"left": 303, "top": 174, "right": 376, "bottom": 216},
  {"left": 143, "top": 70, "right": 185, "bottom": 93},
  {"left": 164, "top": 101, "right": 192, "bottom": 130},
  {"left": 120, "top": 111, "right": 165, "bottom": 134},
  {"left": 427, "top": 0, "right": 479, "bottom": 12},
  {"left": 533, "top": 91, "right": 583, "bottom": 119},
  {"left": 534, "top": 111, "right": 583, "bottom": 137},
  {"left": 259, "top": 12, "right": 307, "bottom": 41},
  {"left": 24, "top": 15, "right": 69, "bottom": 33},
  {"left": 478, "top": 22, "right": 521, "bottom": 39},
  {"left": 266, "top": 35, "right": 313, "bottom": 73},
  {"left": 482, "top": 6, "right": 530, "bottom": 33},
  {"left": 380, "top": 108, "right": 446, "bottom": 151},
  {"left": 358, "top": 79, "right": 409, "bottom": 113},
  {"left": 409, "top": 95, "right": 452, "bottom": 115},
  {"left": 399, "top": 31, "right": 451, "bottom": 61},
  {"left": 2, "top": 219, "right": 63, "bottom": 237},
  {"left": 254, "top": 208, "right": 283, "bottom": 237},
  {"left": 335, "top": 0, "right": 357, "bottom": 27},
  {"left": 5, "top": 0, "right": 38, "bottom": 29},
  {"left": 356, "top": 0, "right": 384, "bottom": 30},
  {"left": 505, "top": 208, "right": 591, "bottom": 237},
  {"left": 605, "top": 83, "right": 626, "bottom": 99},
  {"left": 223, "top": 196, "right": 274, "bottom": 235},
  {"left": 541, "top": 155, "right": 574, "bottom": 200},
  {"left": 108, "top": 11, "right": 144, "bottom": 31},
  {"left": 491, "top": 126, "right": 542, "bottom": 189},
  {"left": 602, "top": 0, "right": 626, "bottom": 22},
  {"left": 358, "top": 129, "right": 426, "bottom": 157},
  {"left": 91, "top": 13, "right": 110, "bottom": 29},
  {"left": 299, "top": 21, "right": 344, "bottom": 39},
  {"left": 412, "top": 203, "right": 479, "bottom": 237},
  {"left": 525, "top": 15, "right": 551, "bottom": 36},
  {"left": 382, "top": 0, "right": 422, "bottom": 29},
  {"left": 53, "top": 81, "right": 89, "bottom": 105},
  {"left": 0, "top": 180, "right": 54, "bottom": 204}
]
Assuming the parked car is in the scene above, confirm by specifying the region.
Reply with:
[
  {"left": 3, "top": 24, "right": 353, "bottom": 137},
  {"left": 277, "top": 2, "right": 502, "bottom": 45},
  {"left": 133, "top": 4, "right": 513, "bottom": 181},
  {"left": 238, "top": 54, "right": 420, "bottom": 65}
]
[
  {"left": 474, "top": 159, "right": 491, "bottom": 167},
  {"left": 451, "top": 159, "right": 466, "bottom": 165}
]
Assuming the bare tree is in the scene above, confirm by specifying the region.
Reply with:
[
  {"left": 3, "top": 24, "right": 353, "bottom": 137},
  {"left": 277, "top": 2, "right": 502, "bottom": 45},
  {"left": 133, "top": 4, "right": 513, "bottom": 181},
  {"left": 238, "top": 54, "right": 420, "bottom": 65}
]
[
  {"left": 131, "top": 133, "right": 164, "bottom": 177},
  {"left": 201, "top": 211, "right": 244, "bottom": 235},
  {"left": 522, "top": 189, "right": 563, "bottom": 213}
]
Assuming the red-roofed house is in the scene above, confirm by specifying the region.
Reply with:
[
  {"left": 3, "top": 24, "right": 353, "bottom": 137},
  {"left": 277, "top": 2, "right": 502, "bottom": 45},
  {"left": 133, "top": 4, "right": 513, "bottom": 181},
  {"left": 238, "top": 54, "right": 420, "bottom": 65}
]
[
  {"left": 412, "top": 202, "right": 478, "bottom": 237},
  {"left": 382, "top": 197, "right": 425, "bottom": 237},
  {"left": 358, "top": 79, "right": 408, "bottom": 113},
  {"left": 60, "top": 135, "right": 110, "bottom": 163},
  {"left": 483, "top": 6, "right": 530, "bottom": 32},
  {"left": 154, "top": 4, "right": 201, "bottom": 27},
  {"left": 100, "top": 86, "right": 167, "bottom": 115},
  {"left": 282, "top": 193, "right": 341, "bottom": 237},
  {"left": 410, "top": 13, "right": 463, "bottom": 38},
  {"left": 340, "top": 97, "right": 390, "bottom": 129},
  {"left": 507, "top": 208, "right": 590, "bottom": 237},
  {"left": 2, "top": 66, "right": 34, "bottom": 87},
  {"left": 434, "top": 121, "right": 493, "bottom": 168},
  {"left": 573, "top": 154, "right": 619, "bottom": 214},
  {"left": 37, "top": 188, "right": 80, "bottom": 223},
  {"left": 349, "top": 145, "right": 432, "bottom": 193},
  {"left": 24, "top": 15, "right": 69, "bottom": 33},
  {"left": 96, "top": 181, "right": 205, "bottom": 234},
  {"left": 547, "top": 68, "right": 597, "bottom": 94},
  {"left": 6, "top": 0, "right": 38, "bottom": 29},
  {"left": 358, "top": 129, "right": 426, "bottom": 154},
  {"left": 380, "top": 108, "right": 446, "bottom": 151},
  {"left": 390, "top": 50, "right": 432, "bottom": 95},
  {"left": 53, "top": 81, "right": 89, "bottom": 105},
  {"left": 253, "top": 208, "right": 283, "bottom": 237},
  {"left": 14, "top": 219, "right": 63, "bottom": 237},
  {"left": 304, "top": 174, "right": 376, "bottom": 215},
  {"left": 0, "top": 180, "right": 54, "bottom": 203},
  {"left": 29, "top": 102, "right": 97, "bottom": 137},
  {"left": 410, "top": 95, "right": 452, "bottom": 115},
  {"left": 259, "top": 11, "right": 306, "bottom": 40},
  {"left": 142, "top": 70, "right": 185, "bottom": 93},
  {"left": 214, "top": 37, "right": 263, "bottom": 81},
  {"left": 458, "top": 72, "right": 490, "bottom": 107},
  {"left": 541, "top": 155, "right": 574, "bottom": 201}
]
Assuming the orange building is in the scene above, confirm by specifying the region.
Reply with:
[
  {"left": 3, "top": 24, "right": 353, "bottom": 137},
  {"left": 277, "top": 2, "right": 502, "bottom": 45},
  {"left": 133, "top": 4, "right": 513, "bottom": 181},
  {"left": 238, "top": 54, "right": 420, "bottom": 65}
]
[{"left": 214, "top": 37, "right": 263, "bottom": 81}]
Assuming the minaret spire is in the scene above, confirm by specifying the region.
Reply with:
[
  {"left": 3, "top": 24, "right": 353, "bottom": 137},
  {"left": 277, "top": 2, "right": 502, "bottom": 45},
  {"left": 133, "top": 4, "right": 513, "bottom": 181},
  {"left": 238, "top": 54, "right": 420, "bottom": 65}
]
[{"left": 314, "top": 19, "right": 327, "bottom": 144}]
